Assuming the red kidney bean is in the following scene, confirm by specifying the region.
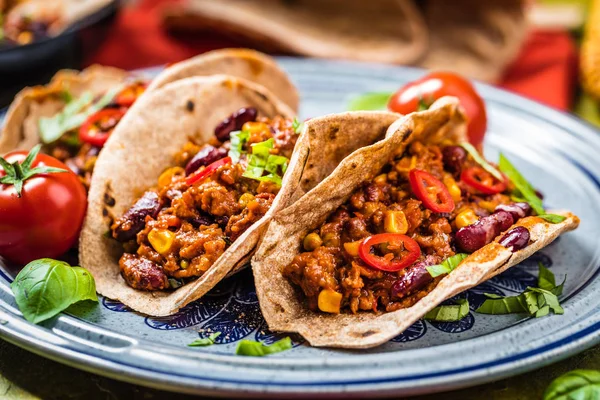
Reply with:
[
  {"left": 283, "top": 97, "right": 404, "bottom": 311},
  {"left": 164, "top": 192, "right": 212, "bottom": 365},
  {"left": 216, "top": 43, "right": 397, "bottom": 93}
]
[
  {"left": 185, "top": 145, "right": 228, "bottom": 175},
  {"left": 119, "top": 254, "right": 169, "bottom": 290},
  {"left": 499, "top": 226, "right": 530, "bottom": 251},
  {"left": 214, "top": 107, "right": 258, "bottom": 142},
  {"left": 495, "top": 202, "right": 531, "bottom": 221},
  {"left": 391, "top": 255, "right": 437, "bottom": 299},
  {"left": 190, "top": 214, "right": 214, "bottom": 228},
  {"left": 455, "top": 210, "right": 514, "bottom": 253},
  {"left": 442, "top": 145, "right": 467, "bottom": 175},
  {"left": 112, "top": 191, "right": 161, "bottom": 242}
]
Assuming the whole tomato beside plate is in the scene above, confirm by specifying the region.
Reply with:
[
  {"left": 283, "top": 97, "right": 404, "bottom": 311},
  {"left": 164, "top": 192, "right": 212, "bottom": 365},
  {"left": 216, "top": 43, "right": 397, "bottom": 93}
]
[{"left": 0, "top": 145, "right": 87, "bottom": 265}]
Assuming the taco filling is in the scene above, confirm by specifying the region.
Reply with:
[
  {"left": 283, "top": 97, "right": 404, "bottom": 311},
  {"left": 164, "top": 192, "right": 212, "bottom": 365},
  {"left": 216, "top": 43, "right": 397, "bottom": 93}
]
[
  {"left": 283, "top": 141, "right": 535, "bottom": 314},
  {"left": 40, "top": 81, "right": 147, "bottom": 189},
  {"left": 111, "top": 107, "right": 298, "bottom": 291}
]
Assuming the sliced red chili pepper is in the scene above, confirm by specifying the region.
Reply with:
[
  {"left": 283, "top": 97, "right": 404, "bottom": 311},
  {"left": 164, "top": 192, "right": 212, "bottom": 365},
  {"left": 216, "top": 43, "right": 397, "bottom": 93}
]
[
  {"left": 185, "top": 156, "right": 231, "bottom": 186},
  {"left": 408, "top": 169, "right": 455, "bottom": 213},
  {"left": 358, "top": 233, "right": 421, "bottom": 272},
  {"left": 78, "top": 108, "right": 126, "bottom": 147},
  {"left": 461, "top": 166, "right": 506, "bottom": 195},
  {"left": 115, "top": 82, "right": 147, "bottom": 107}
]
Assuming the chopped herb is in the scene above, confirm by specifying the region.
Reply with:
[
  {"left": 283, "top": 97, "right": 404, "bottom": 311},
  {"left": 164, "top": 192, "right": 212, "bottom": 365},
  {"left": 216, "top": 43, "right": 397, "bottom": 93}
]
[
  {"left": 426, "top": 253, "right": 469, "bottom": 278},
  {"left": 228, "top": 130, "right": 250, "bottom": 163},
  {"left": 188, "top": 332, "right": 221, "bottom": 347},
  {"left": 292, "top": 117, "right": 303, "bottom": 134},
  {"left": 537, "top": 214, "right": 567, "bottom": 224},
  {"left": 347, "top": 92, "right": 392, "bottom": 111},
  {"left": 242, "top": 139, "right": 288, "bottom": 186},
  {"left": 538, "top": 262, "right": 557, "bottom": 291},
  {"left": 59, "top": 90, "right": 73, "bottom": 103},
  {"left": 168, "top": 278, "right": 182, "bottom": 289},
  {"left": 460, "top": 142, "right": 504, "bottom": 181},
  {"left": 424, "top": 298, "right": 470, "bottom": 322},
  {"left": 498, "top": 154, "right": 545, "bottom": 215},
  {"left": 235, "top": 337, "right": 292, "bottom": 357}
]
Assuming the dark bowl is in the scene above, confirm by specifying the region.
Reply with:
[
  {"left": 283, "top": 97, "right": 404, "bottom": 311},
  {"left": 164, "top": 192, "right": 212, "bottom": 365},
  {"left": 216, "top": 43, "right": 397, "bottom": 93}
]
[{"left": 0, "top": 0, "right": 120, "bottom": 107}]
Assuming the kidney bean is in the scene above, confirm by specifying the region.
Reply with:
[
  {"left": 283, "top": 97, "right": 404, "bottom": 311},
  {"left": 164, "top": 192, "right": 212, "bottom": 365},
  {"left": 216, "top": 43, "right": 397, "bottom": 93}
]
[
  {"left": 214, "top": 107, "right": 258, "bottom": 142},
  {"left": 499, "top": 226, "right": 530, "bottom": 252},
  {"left": 495, "top": 202, "right": 531, "bottom": 221},
  {"left": 442, "top": 146, "right": 467, "bottom": 175},
  {"left": 112, "top": 191, "right": 161, "bottom": 242},
  {"left": 391, "top": 255, "right": 437, "bottom": 299},
  {"left": 190, "top": 214, "right": 214, "bottom": 227},
  {"left": 185, "top": 145, "right": 228, "bottom": 175},
  {"left": 119, "top": 253, "right": 169, "bottom": 290},
  {"left": 455, "top": 210, "right": 514, "bottom": 253}
]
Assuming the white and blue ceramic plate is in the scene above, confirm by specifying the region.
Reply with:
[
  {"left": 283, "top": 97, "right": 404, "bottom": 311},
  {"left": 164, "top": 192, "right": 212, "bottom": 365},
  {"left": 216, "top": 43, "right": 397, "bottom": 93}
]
[{"left": 0, "top": 58, "right": 599, "bottom": 398}]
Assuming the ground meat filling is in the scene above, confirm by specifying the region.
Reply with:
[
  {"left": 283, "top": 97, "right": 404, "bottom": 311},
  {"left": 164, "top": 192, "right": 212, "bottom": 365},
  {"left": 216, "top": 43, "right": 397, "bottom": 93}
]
[
  {"left": 283, "top": 141, "right": 519, "bottom": 315},
  {"left": 46, "top": 139, "right": 101, "bottom": 190},
  {"left": 112, "top": 113, "right": 297, "bottom": 291}
]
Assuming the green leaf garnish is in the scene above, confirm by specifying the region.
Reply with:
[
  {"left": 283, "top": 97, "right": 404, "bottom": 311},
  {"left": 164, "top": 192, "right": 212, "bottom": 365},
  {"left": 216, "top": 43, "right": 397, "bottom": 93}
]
[
  {"left": 538, "top": 262, "right": 556, "bottom": 291},
  {"left": 235, "top": 337, "right": 292, "bottom": 357},
  {"left": 543, "top": 369, "right": 600, "bottom": 400},
  {"left": 0, "top": 145, "right": 68, "bottom": 197},
  {"left": 426, "top": 253, "right": 469, "bottom": 278},
  {"left": 537, "top": 214, "right": 567, "bottom": 224},
  {"left": 38, "top": 86, "right": 121, "bottom": 144},
  {"left": 11, "top": 258, "right": 98, "bottom": 324},
  {"left": 292, "top": 117, "right": 303, "bottom": 134},
  {"left": 460, "top": 142, "right": 504, "bottom": 181},
  {"left": 424, "top": 298, "right": 470, "bottom": 322},
  {"left": 242, "top": 139, "right": 288, "bottom": 186},
  {"left": 498, "top": 154, "right": 545, "bottom": 215},
  {"left": 188, "top": 332, "right": 221, "bottom": 347},
  {"left": 228, "top": 130, "right": 250, "bottom": 163},
  {"left": 347, "top": 92, "right": 392, "bottom": 111}
]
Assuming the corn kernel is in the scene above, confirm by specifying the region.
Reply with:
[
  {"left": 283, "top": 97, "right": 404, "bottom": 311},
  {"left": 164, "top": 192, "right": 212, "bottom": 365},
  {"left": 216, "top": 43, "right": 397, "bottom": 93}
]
[
  {"left": 17, "top": 31, "right": 33, "bottom": 44},
  {"left": 238, "top": 193, "right": 255, "bottom": 208},
  {"left": 374, "top": 174, "right": 388, "bottom": 185},
  {"left": 180, "top": 260, "right": 189, "bottom": 269},
  {"left": 148, "top": 229, "right": 176, "bottom": 255},
  {"left": 455, "top": 209, "right": 478, "bottom": 229},
  {"left": 384, "top": 211, "right": 408, "bottom": 234},
  {"left": 318, "top": 289, "right": 343, "bottom": 314},
  {"left": 478, "top": 200, "right": 496, "bottom": 213},
  {"left": 303, "top": 232, "right": 323, "bottom": 251},
  {"left": 158, "top": 167, "right": 184, "bottom": 188},
  {"left": 443, "top": 174, "right": 462, "bottom": 202},
  {"left": 242, "top": 121, "right": 269, "bottom": 134},
  {"left": 343, "top": 240, "right": 362, "bottom": 257}
]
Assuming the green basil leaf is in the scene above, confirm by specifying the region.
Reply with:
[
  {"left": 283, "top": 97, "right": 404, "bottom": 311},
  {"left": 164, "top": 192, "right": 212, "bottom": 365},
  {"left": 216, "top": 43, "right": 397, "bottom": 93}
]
[
  {"left": 543, "top": 369, "right": 600, "bottom": 400},
  {"left": 498, "top": 154, "right": 545, "bottom": 215},
  {"left": 292, "top": 117, "right": 303, "bottom": 134},
  {"left": 460, "top": 142, "right": 504, "bottom": 181},
  {"left": 347, "top": 92, "right": 392, "bottom": 111},
  {"left": 188, "top": 332, "right": 221, "bottom": 347},
  {"left": 424, "top": 299, "right": 470, "bottom": 322},
  {"left": 11, "top": 258, "right": 98, "bottom": 324},
  {"left": 528, "top": 287, "right": 564, "bottom": 315},
  {"left": 235, "top": 337, "right": 292, "bottom": 357},
  {"left": 476, "top": 294, "right": 528, "bottom": 315},
  {"left": 537, "top": 214, "right": 567, "bottom": 224},
  {"left": 552, "top": 276, "right": 566, "bottom": 297},
  {"left": 538, "top": 262, "right": 556, "bottom": 291},
  {"left": 426, "top": 253, "right": 469, "bottom": 278},
  {"left": 228, "top": 130, "right": 250, "bottom": 163}
]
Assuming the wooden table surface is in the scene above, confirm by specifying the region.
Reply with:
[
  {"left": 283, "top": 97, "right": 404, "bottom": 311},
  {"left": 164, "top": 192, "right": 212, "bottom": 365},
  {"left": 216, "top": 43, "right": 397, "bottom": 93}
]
[{"left": 1, "top": 338, "right": 599, "bottom": 399}]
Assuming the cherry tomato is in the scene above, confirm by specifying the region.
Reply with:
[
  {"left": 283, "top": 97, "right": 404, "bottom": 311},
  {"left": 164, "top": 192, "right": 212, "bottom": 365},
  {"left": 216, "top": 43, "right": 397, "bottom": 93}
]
[
  {"left": 358, "top": 234, "right": 421, "bottom": 272},
  {"left": 79, "top": 108, "right": 126, "bottom": 147},
  {"left": 409, "top": 169, "right": 455, "bottom": 213},
  {"left": 115, "top": 82, "right": 147, "bottom": 107},
  {"left": 186, "top": 156, "right": 232, "bottom": 186},
  {"left": 0, "top": 146, "right": 87, "bottom": 265},
  {"left": 461, "top": 166, "right": 506, "bottom": 195},
  {"left": 387, "top": 71, "right": 487, "bottom": 148}
]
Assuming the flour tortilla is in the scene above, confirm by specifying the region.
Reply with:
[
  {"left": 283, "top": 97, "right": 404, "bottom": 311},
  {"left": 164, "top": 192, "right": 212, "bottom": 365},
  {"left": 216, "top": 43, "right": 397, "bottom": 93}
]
[
  {"left": 80, "top": 74, "right": 400, "bottom": 316},
  {"left": 252, "top": 97, "right": 580, "bottom": 349},
  {"left": 147, "top": 48, "right": 299, "bottom": 112}
]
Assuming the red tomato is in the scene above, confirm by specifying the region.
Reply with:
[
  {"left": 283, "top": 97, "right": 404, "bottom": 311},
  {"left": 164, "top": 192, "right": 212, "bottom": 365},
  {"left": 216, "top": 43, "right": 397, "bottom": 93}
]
[
  {"left": 0, "top": 147, "right": 87, "bottom": 265},
  {"left": 409, "top": 169, "right": 455, "bottom": 213},
  {"left": 358, "top": 234, "right": 421, "bottom": 272},
  {"left": 79, "top": 108, "right": 126, "bottom": 147},
  {"left": 387, "top": 71, "right": 487, "bottom": 148}
]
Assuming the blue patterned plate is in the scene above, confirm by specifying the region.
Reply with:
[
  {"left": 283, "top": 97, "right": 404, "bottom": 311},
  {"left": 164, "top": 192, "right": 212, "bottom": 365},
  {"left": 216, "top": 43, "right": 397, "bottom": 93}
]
[{"left": 0, "top": 58, "right": 599, "bottom": 397}]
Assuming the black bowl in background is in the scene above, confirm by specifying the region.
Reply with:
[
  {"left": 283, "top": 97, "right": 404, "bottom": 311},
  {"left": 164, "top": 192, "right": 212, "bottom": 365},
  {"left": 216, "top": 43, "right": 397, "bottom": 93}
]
[{"left": 0, "top": 0, "right": 120, "bottom": 107}]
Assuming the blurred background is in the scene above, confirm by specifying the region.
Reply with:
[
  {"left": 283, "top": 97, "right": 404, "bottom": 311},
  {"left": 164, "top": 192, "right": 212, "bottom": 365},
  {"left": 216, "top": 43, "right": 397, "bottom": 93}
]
[{"left": 1, "top": 0, "right": 599, "bottom": 125}]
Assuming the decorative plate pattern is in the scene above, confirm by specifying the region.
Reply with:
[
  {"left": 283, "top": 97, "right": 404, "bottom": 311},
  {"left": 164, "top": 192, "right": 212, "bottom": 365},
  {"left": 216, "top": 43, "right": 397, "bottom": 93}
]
[{"left": 0, "top": 58, "right": 598, "bottom": 398}]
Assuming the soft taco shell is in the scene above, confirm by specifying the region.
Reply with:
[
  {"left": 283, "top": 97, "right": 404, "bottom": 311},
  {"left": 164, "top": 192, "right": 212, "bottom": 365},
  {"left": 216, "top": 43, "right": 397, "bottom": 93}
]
[
  {"left": 252, "top": 98, "right": 580, "bottom": 349},
  {"left": 147, "top": 48, "right": 299, "bottom": 112},
  {"left": 80, "top": 74, "right": 400, "bottom": 316}
]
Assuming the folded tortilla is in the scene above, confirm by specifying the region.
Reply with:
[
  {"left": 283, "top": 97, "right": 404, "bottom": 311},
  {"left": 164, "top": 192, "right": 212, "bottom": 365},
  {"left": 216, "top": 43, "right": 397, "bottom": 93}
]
[
  {"left": 80, "top": 74, "right": 400, "bottom": 316},
  {"left": 252, "top": 97, "right": 580, "bottom": 349}
]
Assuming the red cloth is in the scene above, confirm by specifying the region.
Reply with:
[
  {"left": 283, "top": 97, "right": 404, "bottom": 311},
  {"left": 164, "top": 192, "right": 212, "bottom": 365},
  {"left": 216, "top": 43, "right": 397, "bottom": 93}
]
[{"left": 87, "top": 0, "right": 579, "bottom": 111}]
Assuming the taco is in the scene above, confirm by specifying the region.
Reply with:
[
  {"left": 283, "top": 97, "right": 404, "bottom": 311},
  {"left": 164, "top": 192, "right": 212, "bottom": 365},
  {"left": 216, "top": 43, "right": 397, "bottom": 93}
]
[
  {"left": 252, "top": 97, "right": 580, "bottom": 348},
  {"left": 0, "top": 48, "right": 297, "bottom": 190},
  {"left": 80, "top": 74, "right": 400, "bottom": 316}
]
